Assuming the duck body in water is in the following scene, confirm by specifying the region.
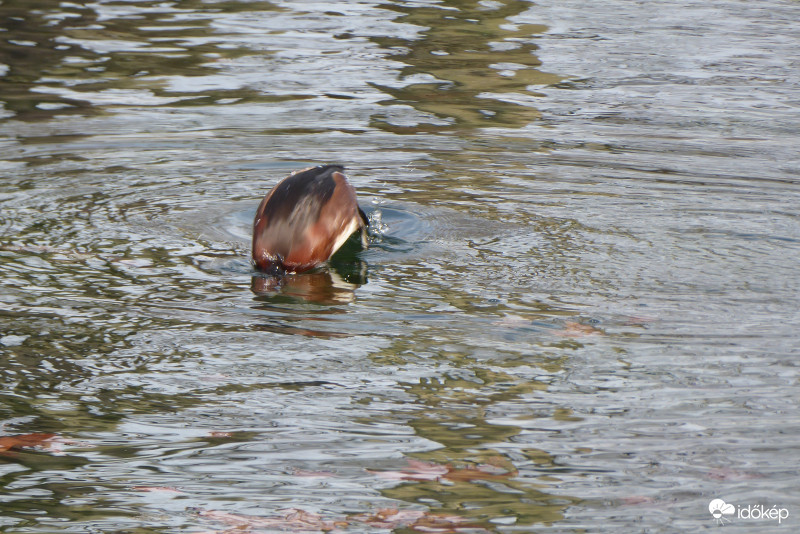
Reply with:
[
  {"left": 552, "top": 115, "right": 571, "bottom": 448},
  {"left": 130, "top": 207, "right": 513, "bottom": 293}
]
[{"left": 252, "top": 165, "right": 368, "bottom": 274}]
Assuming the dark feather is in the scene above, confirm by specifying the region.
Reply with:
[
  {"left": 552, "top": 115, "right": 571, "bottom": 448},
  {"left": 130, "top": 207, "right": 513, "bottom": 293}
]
[{"left": 261, "top": 165, "right": 342, "bottom": 223}]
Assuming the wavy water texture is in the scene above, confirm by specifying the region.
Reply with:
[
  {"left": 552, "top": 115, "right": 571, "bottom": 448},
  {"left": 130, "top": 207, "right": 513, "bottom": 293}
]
[{"left": 0, "top": 0, "right": 799, "bottom": 532}]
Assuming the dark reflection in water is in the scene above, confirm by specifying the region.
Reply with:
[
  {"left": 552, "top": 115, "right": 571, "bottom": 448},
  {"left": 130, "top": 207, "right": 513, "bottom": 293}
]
[
  {"left": 249, "top": 269, "right": 362, "bottom": 338},
  {"left": 252, "top": 269, "right": 360, "bottom": 305}
]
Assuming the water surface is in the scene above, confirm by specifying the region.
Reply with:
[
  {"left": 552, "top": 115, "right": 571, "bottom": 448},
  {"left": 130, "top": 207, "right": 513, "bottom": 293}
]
[{"left": 1, "top": 0, "right": 799, "bottom": 532}]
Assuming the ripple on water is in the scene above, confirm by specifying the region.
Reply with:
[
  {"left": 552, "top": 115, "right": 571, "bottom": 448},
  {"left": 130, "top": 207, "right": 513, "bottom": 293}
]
[{"left": 1, "top": 0, "right": 800, "bottom": 532}]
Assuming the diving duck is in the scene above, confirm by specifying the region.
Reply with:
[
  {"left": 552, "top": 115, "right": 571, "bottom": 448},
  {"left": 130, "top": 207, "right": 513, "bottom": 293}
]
[{"left": 252, "top": 165, "right": 368, "bottom": 273}]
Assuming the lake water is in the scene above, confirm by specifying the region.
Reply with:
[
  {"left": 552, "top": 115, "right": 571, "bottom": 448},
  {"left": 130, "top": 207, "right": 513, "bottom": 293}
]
[{"left": 1, "top": 0, "right": 799, "bottom": 532}]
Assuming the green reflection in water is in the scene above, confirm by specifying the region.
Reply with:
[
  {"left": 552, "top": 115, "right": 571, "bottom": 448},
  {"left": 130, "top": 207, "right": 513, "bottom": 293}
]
[
  {"left": 0, "top": 0, "right": 286, "bottom": 121},
  {"left": 372, "top": 342, "right": 579, "bottom": 529},
  {"left": 371, "top": 0, "right": 563, "bottom": 131}
]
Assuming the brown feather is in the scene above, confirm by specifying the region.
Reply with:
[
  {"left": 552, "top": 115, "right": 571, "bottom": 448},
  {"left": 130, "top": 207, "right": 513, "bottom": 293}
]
[{"left": 252, "top": 166, "right": 367, "bottom": 273}]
